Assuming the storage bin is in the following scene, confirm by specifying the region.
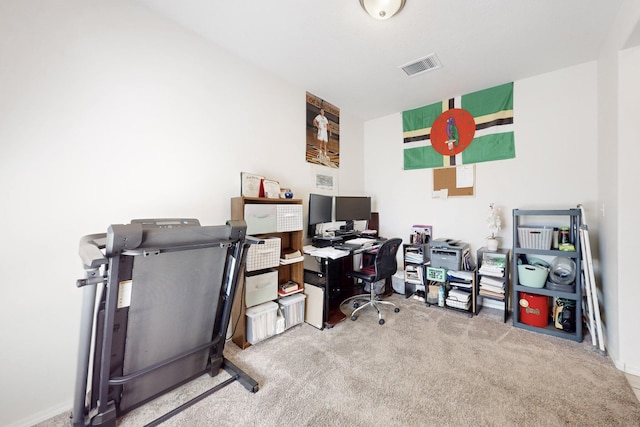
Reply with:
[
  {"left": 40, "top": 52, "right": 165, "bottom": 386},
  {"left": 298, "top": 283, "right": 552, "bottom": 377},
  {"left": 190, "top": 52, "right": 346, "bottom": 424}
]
[
  {"left": 244, "top": 204, "right": 277, "bottom": 234},
  {"left": 246, "top": 301, "right": 278, "bottom": 344},
  {"left": 244, "top": 204, "right": 303, "bottom": 234},
  {"left": 245, "top": 270, "right": 278, "bottom": 308},
  {"left": 392, "top": 271, "right": 405, "bottom": 294},
  {"left": 445, "top": 298, "right": 471, "bottom": 310},
  {"left": 549, "top": 257, "right": 576, "bottom": 285},
  {"left": 278, "top": 293, "right": 306, "bottom": 329},
  {"left": 518, "top": 226, "right": 553, "bottom": 249},
  {"left": 445, "top": 288, "right": 471, "bottom": 310},
  {"left": 246, "top": 237, "right": 281, "bottom": 272},
  {"left": 518, "top": 264, "right": 548, "bottom": 288},
  {"left": 276, "top": 204, "right": 303, "bottom": 232},
  {"left": 519, "top": 293, "right": 549, "bottom": 327}
]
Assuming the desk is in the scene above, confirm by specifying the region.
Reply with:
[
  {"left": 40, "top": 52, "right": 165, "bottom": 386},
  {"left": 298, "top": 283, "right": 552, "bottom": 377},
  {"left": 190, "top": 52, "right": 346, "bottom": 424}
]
[{"left": 303, "top": 242, "right": 381, "bottom": 328}]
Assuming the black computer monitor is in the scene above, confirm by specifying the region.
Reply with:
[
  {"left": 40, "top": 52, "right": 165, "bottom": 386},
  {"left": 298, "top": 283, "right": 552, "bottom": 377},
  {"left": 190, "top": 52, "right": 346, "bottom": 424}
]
[
  {"left": 308, "top": 193, "right": 333, "bottom": 236},
  {"left": 335, "top": 196, "right": 371, "bottom": 231}
]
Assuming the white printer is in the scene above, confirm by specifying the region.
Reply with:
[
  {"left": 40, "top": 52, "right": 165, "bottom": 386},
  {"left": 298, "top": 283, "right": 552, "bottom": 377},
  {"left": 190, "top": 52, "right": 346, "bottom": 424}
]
[{"left": 429, "top": 238, "right": 470, "bottom": 271}]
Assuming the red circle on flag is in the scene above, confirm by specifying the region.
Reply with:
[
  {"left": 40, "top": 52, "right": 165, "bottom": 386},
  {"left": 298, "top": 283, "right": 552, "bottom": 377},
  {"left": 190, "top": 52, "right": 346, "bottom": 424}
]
[{"left": 431, "top": 108, "right": 476, "bottom": 156}]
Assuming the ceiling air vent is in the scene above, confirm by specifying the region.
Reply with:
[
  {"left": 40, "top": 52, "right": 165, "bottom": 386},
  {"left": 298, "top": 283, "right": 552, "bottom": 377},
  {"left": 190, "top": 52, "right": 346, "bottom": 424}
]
[{"left": 400, "top": 53, "right": 442, "bottom": 77}]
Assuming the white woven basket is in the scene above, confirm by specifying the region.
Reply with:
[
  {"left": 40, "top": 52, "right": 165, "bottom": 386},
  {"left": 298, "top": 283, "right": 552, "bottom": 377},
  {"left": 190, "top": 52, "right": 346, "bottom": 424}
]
[
  {"left": 517, "top": 226, "right": 553, "bottom": 250},
  {"left": 445, "top": 298, "right": 471, "bottom": 310}
]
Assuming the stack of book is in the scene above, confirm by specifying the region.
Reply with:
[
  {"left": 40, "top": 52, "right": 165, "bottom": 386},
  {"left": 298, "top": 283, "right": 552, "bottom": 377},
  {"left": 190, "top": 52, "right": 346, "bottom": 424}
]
[
  {"left": 405, "top": 264, "right": 425, "bottom": 287},
  {"left": 447, "top": 270, "right": 473, "bottom": 290},
  {"left": 279, "top": 249, "right": 304, "bottom": 265},
  {"left": 278, "top": 281, "right": 300, "bottom": 297},
  {"left": 478, "top": 254, "right": 506, "bottom": 300},
  {"left": 404, "top": 246, "right": 428, "bottom": 264}
]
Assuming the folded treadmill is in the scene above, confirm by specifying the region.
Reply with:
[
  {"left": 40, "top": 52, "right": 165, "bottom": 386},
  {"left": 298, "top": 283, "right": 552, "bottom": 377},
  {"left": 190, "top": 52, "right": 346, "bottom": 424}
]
[{"left": 72, "top": 219, "right": 258, "bottom": 427}]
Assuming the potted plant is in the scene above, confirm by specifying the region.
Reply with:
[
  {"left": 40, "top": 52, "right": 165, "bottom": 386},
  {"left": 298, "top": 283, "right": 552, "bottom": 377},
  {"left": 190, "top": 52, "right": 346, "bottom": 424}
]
[{"left": 486, "top": 203, "right": 502, "bottom": 251}]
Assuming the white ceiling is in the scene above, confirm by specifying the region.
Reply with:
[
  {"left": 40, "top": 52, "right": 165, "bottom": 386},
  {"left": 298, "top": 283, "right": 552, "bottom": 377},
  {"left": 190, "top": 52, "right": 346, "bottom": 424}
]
[{"left": 137, "top": 0, "right": 629, "bottom": 121}]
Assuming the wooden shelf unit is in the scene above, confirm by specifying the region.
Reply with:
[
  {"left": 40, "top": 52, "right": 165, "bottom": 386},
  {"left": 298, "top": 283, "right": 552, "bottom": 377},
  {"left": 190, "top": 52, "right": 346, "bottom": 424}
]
[{"left": 230, "top": 197, "right": 304, "bottom": 349}]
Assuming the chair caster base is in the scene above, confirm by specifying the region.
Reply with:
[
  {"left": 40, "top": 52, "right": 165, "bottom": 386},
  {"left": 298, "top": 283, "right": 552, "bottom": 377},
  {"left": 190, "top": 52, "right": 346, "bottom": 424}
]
[
  {"left": 379, "top": 319, "right": 385, "bottom": 325},
  {"left": 394, "top": 307, "right": 400, "bottom": 313},
  {"left": 351, "top": 315, "right": 357, "bottom": 321}
]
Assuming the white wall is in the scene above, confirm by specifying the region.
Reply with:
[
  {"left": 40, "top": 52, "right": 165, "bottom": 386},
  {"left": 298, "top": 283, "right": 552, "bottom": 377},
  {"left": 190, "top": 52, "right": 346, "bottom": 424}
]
[
  {"left": 0, "top": 2, "right": 364, "bottom": 426},
  {"left": 2, "top": 1, "right": 637, "bottom": 425},
  {"left": 597, "top": 38, "right": 621, "bottom": 371},
  {"left": 364, "top": 62, "right": 599, "bottom": 257},
  {"left": 596, "top": 0, "right": 640, "bottom": 376},
  {"left": 618, "top": 45, "right": 640, "bottom": 375},
  {"left": 364, "top": 17, "right": 640, "bottom": 378}
]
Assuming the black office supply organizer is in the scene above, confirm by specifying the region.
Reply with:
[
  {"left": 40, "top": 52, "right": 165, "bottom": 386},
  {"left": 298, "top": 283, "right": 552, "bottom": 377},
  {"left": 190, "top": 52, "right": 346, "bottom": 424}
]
[{"left": 71, "top": 219, "right": 258, "bottom": 427}]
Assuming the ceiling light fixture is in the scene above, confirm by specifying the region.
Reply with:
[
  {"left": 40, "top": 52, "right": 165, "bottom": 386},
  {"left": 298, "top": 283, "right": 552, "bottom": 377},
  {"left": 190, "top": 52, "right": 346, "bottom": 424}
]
[{"left": 360, "top": 0, "right": 406, "bottom": 20}]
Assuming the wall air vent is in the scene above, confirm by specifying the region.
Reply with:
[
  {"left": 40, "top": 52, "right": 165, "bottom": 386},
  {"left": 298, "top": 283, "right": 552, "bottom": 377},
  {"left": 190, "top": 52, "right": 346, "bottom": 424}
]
[{"left": 400, "top": 53, "right": 442, "bottom": 77}]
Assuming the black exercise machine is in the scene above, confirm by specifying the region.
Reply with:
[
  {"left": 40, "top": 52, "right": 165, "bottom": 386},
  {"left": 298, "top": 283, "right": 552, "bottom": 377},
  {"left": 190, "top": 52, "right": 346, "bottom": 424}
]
[{"left": 71, "top": 219, "right": 258, "bottom": 427}]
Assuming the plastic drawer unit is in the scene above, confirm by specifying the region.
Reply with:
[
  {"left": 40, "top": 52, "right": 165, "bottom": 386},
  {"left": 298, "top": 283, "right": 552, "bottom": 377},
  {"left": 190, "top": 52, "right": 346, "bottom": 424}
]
[{"left": 246, "top": 301, "right": 278, "bottom": 344}]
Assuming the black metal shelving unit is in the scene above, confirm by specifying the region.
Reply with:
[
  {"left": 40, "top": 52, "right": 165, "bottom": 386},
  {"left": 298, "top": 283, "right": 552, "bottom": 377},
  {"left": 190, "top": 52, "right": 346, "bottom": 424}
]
[
  {"left": 512, "top": 209, "right": 583, "bottom": 342},
  {"left": 403, "top": 243, "right": 430, "bottom": 299},
  {"left": 476, "top": 247, "right": 510, "bottom": 322}
]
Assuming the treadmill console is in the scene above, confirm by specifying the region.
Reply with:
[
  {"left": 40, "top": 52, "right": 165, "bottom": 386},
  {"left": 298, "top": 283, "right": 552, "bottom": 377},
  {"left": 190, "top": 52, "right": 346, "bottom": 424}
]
[{"left": 131, "top": 218, "right": 201, "bottom": 228}]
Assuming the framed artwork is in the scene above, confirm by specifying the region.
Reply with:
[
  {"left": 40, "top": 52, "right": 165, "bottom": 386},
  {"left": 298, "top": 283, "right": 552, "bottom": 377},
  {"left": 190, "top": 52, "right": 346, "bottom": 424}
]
[
  {"left": 306, "top": 92, "right": 340, "bottom": 168},
  {"left": 315, "top": 173, "right": 334, "bottom": 191},
  {"left": 260, "top": 179, "right": 281, "bottom": 199},
  {"left": 241, "top": 172, "right": 263, "bottom": 197}
]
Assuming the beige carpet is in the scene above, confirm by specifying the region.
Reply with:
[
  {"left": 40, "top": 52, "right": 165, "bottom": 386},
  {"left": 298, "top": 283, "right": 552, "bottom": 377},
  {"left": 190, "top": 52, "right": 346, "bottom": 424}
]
[{"left": 40, "top": 295, "right": 640, "bottom": 426}]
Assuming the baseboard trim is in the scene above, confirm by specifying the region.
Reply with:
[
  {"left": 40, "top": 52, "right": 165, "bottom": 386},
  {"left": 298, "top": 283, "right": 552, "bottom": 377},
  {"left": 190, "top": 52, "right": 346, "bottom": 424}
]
[{"left": 6, "top": 401, "right": 70, "bottom": 427}]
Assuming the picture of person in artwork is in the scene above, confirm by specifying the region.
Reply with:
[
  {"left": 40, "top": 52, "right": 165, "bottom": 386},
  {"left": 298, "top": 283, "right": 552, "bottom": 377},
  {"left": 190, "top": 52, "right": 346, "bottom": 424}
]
[
  {"left": 313, "top": 108, "right": 330, "bottom": 156},
  {"left": 305, "top": 92, "right": 340, "bottom": 168}
]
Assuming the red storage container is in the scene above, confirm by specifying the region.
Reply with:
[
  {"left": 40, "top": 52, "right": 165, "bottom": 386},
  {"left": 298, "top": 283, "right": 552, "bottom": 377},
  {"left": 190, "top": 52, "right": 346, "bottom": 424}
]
[{"left": 519, "top": 293, "right": 549, "bottom": 327}]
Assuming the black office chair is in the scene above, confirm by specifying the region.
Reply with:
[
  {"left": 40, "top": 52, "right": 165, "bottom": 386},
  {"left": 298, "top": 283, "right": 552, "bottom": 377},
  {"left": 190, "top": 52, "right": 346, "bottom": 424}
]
[{"left": 345, "top": 237, "right": 402, "bottom": 325}]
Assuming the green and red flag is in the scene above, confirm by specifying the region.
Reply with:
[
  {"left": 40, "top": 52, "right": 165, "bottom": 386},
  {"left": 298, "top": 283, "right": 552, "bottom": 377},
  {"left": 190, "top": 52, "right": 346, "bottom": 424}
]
[{"left": 403, "top": 82, "right": 515, "bottom": 169}]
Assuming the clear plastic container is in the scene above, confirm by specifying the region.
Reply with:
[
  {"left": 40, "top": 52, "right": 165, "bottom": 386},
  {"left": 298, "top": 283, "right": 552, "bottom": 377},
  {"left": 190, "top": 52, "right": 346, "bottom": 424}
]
[{"left": 549, "top": 257, "right": 576, "bottom": 285}]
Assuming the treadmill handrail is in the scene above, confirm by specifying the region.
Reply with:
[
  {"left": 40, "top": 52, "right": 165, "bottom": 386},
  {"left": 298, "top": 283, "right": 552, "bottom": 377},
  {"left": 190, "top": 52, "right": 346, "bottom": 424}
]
[
  {"left": 120, "top": 240, "right": 236, "bottom": 257},
  {"left": 79, "top": 233, "right": 108, "bottom": 269}
]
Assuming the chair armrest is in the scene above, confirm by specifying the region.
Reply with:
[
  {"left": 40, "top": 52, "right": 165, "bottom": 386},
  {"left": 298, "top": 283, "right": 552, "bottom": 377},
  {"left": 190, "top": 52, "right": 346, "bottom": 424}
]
[{"left": 346, "top": 268, "right": 376, "bottom": 282}]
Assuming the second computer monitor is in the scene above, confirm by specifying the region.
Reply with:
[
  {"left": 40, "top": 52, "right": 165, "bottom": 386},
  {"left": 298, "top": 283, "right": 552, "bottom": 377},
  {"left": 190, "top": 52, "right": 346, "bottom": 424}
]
[
  {"left": 308, "top": 193, "right": 333, "bottom": 237},
  {"left": 335, "top": 196, "right": 371, "bottom": 231}
]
